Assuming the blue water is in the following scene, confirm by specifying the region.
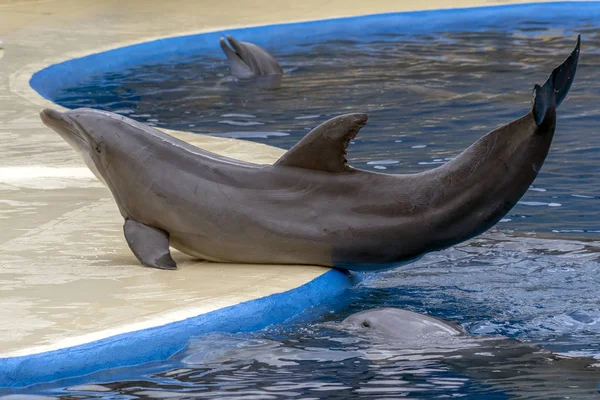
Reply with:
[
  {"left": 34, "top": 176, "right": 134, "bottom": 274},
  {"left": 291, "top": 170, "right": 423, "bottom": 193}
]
[{"left": 22, "top": 4, "right": 600, "bottom": 399}]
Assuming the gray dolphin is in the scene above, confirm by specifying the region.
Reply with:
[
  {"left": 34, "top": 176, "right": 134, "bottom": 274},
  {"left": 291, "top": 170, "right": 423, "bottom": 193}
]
[
  {"left": 177, "top": 307, "right": 600, "bottom": 397},
  {"left": 342, "top": 307, "right": 466, "bottom": 338},
  {"left": 219, "top": 35, "right": 283, "bottom": 78},
  {"left": 339, "top": 307, "right": 600, "bottom": 396},
  {"left": 39, "top": 36, "right": 579, "bottom": 271}
]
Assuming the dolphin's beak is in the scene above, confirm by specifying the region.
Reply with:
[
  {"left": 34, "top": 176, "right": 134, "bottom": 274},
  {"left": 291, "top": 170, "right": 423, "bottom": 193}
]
[
  {"left": 40, "top": 108, "right": 86, "bottom": 144},
  {"left": 220, "top": 35, "right": 255, "bottom": 78},
  {"left": 224, "top": 35, "right": 243, "bottom": 56},
  {"left": 40, "top": 108, "right": 69, "bottom": 127},
  {"left": 41, "top": 108, "right": 75, "bottom": 134},
  {"left": 220, "top": 36, "right": 244, "bottom": 62}
]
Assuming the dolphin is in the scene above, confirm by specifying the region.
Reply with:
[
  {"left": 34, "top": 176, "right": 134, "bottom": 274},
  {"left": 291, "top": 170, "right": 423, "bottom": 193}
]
[
  {"left": 219, "top": 35, "right": 283, "bottom": 78},
  {"left": 341, "top": 307, "right": 466, "bottom": 338},
  {"left": 39, "top": 36, "right": 580, "bottom": 271},
  {"left": 176, "top": 307, "right": 600, "bottom": 397},
  {"left": 338, "top": 307, "right": 600, "bottom": 396}
]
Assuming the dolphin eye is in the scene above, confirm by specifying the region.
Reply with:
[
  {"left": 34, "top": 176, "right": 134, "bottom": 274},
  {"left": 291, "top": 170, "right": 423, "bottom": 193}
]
[
  {"left": 361, "top": 320, "right": 371, "bottom": 328},
  {"left": 94, "top": 141, "right": 103, "bottom": 154}
]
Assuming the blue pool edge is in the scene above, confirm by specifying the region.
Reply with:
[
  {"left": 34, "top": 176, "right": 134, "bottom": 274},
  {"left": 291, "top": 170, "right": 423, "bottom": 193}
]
[
  {"left": 29, "top": 1, "right": 598, "bottom": 103},
  {"left": 0, "top": 268, "right": 353, "bottom": 389}
]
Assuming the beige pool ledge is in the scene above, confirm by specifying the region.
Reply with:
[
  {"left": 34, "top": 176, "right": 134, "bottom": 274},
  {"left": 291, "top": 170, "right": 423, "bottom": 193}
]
[{"left": 0, "top": 0, "right": 561, "bottom": 373}]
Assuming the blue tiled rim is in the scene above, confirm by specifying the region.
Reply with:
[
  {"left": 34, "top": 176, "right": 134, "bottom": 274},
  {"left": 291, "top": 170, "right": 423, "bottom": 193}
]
[
  {"left": 0, "top": 269, "right": 352, "bottom": 389},
  {"left": 30, "top": 2, "right": 598, "bottom": 102}
]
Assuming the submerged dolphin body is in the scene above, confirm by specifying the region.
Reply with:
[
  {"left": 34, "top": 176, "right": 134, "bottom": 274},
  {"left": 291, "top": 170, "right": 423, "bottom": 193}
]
[
  {"left": 40, "top": 37, "right": 580, "bottom": 271},
  {"left": 219, "top": 35, "right": 283, "bottom": 79}
]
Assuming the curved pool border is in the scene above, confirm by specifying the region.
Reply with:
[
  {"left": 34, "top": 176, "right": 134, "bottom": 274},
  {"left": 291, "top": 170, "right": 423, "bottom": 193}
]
[
  {"left": 6, "top": 0, "right": 593, "bottom": 391},
  {"left": 29, "top": 1, "right": 593, "bottom": 103},
  {"left": 0, "top": 269, "right": 352, "bottom": 388}
]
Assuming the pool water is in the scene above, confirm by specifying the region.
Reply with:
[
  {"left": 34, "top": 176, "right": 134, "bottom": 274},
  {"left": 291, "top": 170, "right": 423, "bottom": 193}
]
[
  {"left": 30, "top": 5, "right": 600, "bottom": 399},
  {"left": 21, "top": 235, "right": 600, "bottom": 399}
]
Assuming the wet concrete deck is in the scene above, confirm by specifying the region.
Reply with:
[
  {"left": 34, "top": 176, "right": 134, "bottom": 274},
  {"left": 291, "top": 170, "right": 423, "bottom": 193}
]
[{"left": 0, "top": 0, "right": 551, "bottom": 368}]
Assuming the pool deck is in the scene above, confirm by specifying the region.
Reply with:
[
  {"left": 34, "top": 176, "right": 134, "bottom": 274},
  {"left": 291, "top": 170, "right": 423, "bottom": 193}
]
[{"left": 0, "top": 0, "right": 565, "bottom": 388}]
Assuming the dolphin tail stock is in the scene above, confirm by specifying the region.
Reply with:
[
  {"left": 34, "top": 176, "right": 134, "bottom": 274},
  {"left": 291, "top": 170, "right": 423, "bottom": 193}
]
[{"left": 532, "top": 35, "right": 580, "bottom": 126}]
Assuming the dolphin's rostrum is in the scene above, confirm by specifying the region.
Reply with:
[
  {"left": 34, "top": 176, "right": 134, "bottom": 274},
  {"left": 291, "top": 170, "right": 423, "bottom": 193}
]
[{"left": 40, "top": 36, "right": 580, "bottom": 271}]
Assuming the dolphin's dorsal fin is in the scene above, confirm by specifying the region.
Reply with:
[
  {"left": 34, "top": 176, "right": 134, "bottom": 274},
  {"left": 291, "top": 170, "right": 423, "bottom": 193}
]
[{"left": 274, "top": 113, "right": 368, "bottom": 173}]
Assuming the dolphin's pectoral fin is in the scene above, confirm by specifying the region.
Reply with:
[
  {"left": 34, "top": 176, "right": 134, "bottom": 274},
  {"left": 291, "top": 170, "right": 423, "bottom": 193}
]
[
  {"left": 274, "top": 113, "right": 369, "bottom": 173},
  {"left": 532, "top": 35, "right": 580, "bottom": 126},
  {"left": 123, "top": 219, "right": 177, "bottom": 270}
]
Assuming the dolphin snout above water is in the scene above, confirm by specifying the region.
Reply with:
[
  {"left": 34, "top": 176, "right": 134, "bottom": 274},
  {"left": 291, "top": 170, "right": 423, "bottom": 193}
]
[
  {"left": 219, "top": 35, "right": 283, "bottom": 79},
  {"left": 40, "top": 36, "right": 580, "bottom": 271}
]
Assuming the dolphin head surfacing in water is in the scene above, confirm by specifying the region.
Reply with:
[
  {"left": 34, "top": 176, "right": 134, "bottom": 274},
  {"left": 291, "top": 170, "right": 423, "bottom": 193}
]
[
  {"left": 342, "top": 308, "right": 466, "bottom": 339},
  {"left": 339, "top": 307, "right": 600, "bottom": 396},
  {"left": 40, "top": 36, "right": 579, "bottom": 271},
  {"left": 219, "top": 35, "right": 283, "bottom": 78}
]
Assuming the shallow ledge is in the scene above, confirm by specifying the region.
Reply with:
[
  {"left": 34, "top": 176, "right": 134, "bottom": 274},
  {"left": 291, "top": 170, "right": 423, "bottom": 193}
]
[{"left": 0, "top": 269, "right": 352, "bottom": 388}]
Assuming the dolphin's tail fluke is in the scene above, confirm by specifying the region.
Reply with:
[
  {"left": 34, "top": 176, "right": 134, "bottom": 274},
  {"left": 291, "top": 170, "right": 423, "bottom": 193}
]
[{"left": 532, "top": 35, "right": 580, "bottom": 126}]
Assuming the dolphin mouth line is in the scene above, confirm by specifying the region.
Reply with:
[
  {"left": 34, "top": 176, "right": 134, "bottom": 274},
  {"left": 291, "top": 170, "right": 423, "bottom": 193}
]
[
  {"left": 224, "top": 36, "right": 243, "bottom": 57},
  {"left": 40, "top": 109, "right": 87, "bottom": 144},
  {"left": 219, "top": 36, "right": 249, "bottom": 67}
]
